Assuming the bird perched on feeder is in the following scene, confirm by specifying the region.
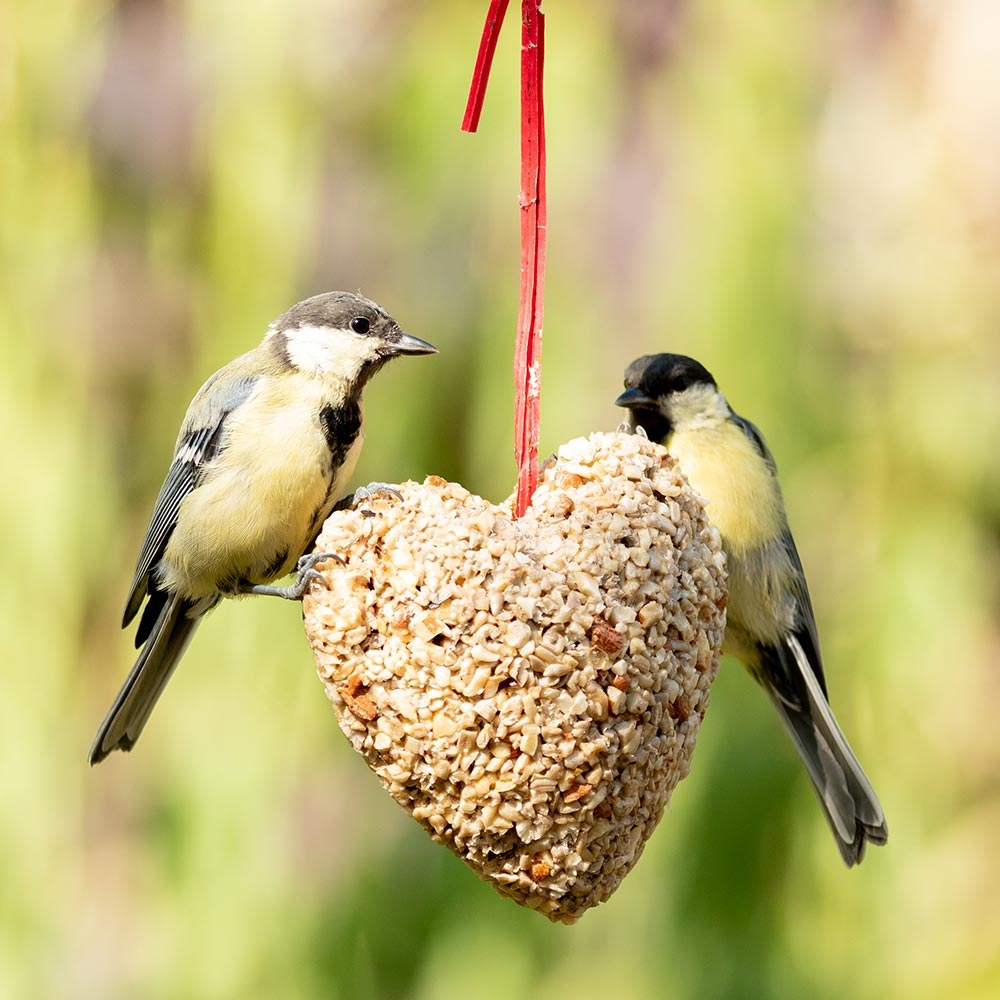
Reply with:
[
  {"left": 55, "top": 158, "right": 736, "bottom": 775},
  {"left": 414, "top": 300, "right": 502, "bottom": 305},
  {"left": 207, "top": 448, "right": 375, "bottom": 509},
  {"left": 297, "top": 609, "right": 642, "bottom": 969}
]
[
  {"left": 89, "top": 291, "right": 436, "bottom": 764},
  {"left": 616, "top": 353, "right": 887, "bottom": 866}
]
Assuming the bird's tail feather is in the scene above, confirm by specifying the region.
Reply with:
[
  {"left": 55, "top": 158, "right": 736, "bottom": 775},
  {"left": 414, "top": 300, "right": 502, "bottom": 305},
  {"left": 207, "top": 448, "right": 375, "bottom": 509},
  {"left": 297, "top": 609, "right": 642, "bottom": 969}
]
[
  {"left": 89, "top": 594, "right": 203, "bottom": 765},
  {"left": 764, "top": 635, "right": 888, "bottom": 866}
]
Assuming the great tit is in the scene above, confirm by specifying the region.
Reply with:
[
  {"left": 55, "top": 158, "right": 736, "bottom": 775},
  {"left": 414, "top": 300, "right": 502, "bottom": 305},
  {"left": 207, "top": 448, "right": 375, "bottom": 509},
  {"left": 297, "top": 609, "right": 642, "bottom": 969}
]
[
  {"left": 616, "top": 353, "right": 887, "bottom": 866},
  {"left": 89, "top": 291, "right": 436, "bottom": 764}
]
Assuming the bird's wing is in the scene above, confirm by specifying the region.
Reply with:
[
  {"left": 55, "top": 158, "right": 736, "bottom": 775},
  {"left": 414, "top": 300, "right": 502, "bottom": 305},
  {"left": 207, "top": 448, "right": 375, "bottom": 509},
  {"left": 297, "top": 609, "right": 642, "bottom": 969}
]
[
  {"left": 122, "top": 373, "right": 259, "bottom": 628},
  {"left": 732, "top": 409, "right": 828, "bottom": 697}
]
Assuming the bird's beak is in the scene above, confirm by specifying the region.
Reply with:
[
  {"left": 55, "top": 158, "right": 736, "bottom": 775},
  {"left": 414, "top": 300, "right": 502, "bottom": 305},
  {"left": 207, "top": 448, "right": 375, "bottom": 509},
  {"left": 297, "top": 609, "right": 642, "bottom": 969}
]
[
  {"left": 615, "top": 387, "right": 656, "bottom": 409},
  {"left": 391, "top": 331, "right": 438, "bottom": 356}
]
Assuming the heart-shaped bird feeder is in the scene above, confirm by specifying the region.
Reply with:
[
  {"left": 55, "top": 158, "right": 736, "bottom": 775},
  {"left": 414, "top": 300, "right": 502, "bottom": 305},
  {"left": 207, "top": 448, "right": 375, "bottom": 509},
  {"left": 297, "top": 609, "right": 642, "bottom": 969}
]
[{"left": 303, "top": 431, "right": 726, "bottom": 922}]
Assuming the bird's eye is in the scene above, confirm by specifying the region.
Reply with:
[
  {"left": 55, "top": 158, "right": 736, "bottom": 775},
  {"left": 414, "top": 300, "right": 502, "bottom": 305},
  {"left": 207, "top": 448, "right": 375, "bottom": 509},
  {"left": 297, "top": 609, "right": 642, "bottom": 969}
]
[{"left": 350, "top": 316, "right": 370, "bottom": 334}]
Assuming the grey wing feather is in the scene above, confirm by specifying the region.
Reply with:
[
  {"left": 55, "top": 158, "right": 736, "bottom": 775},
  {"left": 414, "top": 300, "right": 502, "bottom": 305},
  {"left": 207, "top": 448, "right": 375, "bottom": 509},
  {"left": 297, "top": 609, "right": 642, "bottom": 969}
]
[
  {"left": 781, "top": 531, "right": 828, "bottom": 697},
  {"left": 122, "top": 373, "right": 258, "bottom": 627},
  {"left": 123, "top": 428, "right": 211, "bottom": 626}
]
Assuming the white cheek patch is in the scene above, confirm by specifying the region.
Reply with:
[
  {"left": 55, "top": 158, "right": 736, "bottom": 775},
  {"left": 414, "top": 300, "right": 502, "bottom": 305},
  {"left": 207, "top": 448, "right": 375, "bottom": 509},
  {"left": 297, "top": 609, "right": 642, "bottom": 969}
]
[
  {"left": 283, "top": 325, "right": 376, "bottom": 377},
  {"left": 669, "top": 384, "right": 730, "bottom": 429}
]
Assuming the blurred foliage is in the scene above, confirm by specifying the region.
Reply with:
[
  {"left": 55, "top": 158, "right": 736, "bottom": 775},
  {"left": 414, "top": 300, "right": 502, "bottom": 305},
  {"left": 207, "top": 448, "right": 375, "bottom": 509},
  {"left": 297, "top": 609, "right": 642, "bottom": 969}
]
[{"left": 2, "top": 0, "right": 999, "bottom": 998}]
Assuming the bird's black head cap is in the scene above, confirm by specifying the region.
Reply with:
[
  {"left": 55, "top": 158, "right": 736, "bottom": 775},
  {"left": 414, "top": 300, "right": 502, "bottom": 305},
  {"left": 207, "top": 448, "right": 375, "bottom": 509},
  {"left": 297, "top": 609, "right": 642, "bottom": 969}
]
[
  {"left": 616, "top": 353, "right": 717, "bottom": 441},
  {"left": 275, "top": 291, "right": 398, "bottom": 341}
]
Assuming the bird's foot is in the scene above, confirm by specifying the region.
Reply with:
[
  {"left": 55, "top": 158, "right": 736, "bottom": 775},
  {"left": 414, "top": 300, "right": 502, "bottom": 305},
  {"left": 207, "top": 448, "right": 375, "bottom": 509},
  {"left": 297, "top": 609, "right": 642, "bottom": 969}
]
[
  {"left": 332, "top": 482, "right": 403, "bottom": 513},
  {"left": 618, "top": 421, "right": 646, "bottom": 438},
  {"left": 241, "top": 552, "right": 342, "bottom": 600},
  {"left": 350, "top": 482, "right": 403, "bottom": 507}
]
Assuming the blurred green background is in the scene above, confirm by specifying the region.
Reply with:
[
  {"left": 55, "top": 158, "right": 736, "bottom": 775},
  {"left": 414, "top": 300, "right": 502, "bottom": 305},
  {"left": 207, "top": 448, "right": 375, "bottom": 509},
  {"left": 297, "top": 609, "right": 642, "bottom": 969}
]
[{"left": 3, "top": 1, "right": 999, "bottom": 997}]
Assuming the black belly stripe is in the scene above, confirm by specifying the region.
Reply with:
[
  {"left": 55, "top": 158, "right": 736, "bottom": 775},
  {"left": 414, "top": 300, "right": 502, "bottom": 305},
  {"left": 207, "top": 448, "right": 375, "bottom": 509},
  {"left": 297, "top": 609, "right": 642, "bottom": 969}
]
[
  {"left": 319, "top": 401, "right": 362, "bottom": 471},
  {"left": 308, "top": 485, "right": 334, "bottom": 534}
]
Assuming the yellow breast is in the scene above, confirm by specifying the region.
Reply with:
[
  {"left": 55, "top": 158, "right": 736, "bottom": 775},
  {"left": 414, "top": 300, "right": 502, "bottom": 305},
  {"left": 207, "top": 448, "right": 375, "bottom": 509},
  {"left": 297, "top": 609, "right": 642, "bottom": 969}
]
[
  {"left": 161, "top": 377, "right": 362, "bottom": 599},
  {"left": 668, "top": 421, "right": 794, "bottom": 647},
  {"left": 667, "top": 422, "right": 783, "bottom": 553}
]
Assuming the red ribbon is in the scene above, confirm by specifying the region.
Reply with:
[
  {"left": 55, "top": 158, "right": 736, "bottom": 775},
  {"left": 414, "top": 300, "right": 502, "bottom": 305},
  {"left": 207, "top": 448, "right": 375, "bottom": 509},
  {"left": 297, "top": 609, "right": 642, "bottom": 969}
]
[
  {"left": 461, "top": 0, "right": 511, "bottom": 134},
  {"left": 463, "top": 1, "right": 546, "bottom": 518}
]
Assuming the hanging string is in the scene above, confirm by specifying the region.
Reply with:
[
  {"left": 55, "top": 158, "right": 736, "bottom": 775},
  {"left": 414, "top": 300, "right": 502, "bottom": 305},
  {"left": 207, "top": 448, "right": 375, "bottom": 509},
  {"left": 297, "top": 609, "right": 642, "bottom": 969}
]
[
  {"left": 461, "top": 0, "right": 511, "bottom": 133},
  {"left": 463, "top": 1, "right": 546, "bottom": 518}
]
